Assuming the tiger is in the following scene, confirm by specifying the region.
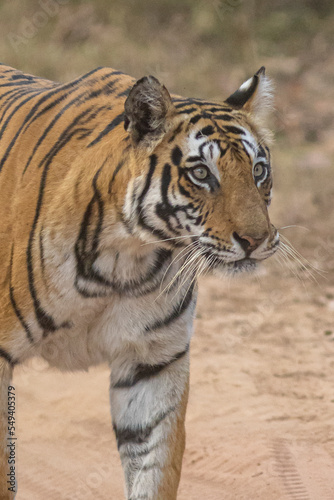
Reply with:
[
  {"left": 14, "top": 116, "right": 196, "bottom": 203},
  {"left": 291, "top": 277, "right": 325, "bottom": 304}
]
[{"left": 0, "top": 62, "right": 279, "bottom": 500}]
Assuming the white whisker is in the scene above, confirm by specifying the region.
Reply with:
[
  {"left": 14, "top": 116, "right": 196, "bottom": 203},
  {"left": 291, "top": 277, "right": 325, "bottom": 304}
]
[
  {"left": 155, "top": 242, "right": 200, "bottom": 300},
  {"left": 279, "top": 241, "right": 322, "bottom": 285},
  {"left": 176, "top": 246, "right": 207, "bottom": 293},
  {"left": 279, "top": 225, "right": 310, "bottom": 232},
  {"left": 141, "top": 234, "right": 199, "bottom": 246},
  {"left": 280, "top": 234, "right": 326, "bottom": 275},
  {"left": 160, "top": 243, "right": 197, "bottom": 287},
  {"left": 278, "top": 243, "right": 319, "bottom": 289}
]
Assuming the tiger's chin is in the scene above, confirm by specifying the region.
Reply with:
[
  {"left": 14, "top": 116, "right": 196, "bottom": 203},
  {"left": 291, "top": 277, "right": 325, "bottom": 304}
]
[{"left": 212, "top": 257, "right": 258, "bottom": 277}]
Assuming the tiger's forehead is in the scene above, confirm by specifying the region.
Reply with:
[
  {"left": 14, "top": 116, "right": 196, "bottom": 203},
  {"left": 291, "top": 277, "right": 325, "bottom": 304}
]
[
  {"left": 183, "top": 118, "right": 262, "bottom": 166},
  {"left": 185, "top": 129, "right": 222, "bottom": 180},
  {"left": 173, "top": 97, "right": 269, "bottom": 165}
]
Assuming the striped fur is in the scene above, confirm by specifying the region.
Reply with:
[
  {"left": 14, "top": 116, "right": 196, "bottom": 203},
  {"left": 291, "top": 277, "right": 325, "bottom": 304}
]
[{"left": 0, "top": 64, "right": 279, "bottom": 499}]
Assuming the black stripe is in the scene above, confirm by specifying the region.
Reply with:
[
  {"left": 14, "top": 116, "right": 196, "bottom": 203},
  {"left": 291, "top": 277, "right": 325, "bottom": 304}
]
[
  {"left": 117, "top": 87, "right": 131, "bottom": 98},
  {"left": 186, "top": 155, "right": 202, "bottom": 163},
  {"left": 257, "top": 144, "right": 266, "bottom": 157},
  {"left": 0, "top": 81, "right": 49, "bottom": 88},
  {"left": 175, "top": 98, "right": 231, "bottom": 109},
  {"left": 240, "top": 141, "right": 252, "bottom": 161},
  {"left": 86, "top": 169, "right": 104, "bottom": 260},
  {"left": 113, "top": 406, "right": 175, "bottom": 449},
  {"left": 10, "top": 74, "right": 34, "bottom": 81},
  {"left": 161, "top": 163, "right": 171, "bottom": 206},
  {"left": 0, "top": 347, "right": 16, "bottom": 366},
  {"left": 189, "top": 114, "right": 202, "bottom": 125},
  {"left": 136, "top": 156, "right": 179, "bottom": 243},
  {"left": 223, "top": 125, "right": 245, "bottom": 136},
  {"left": 194, "top": 98, "right": 228, "bottom": 107},
  {"left": 39, "top": 227, "right": 46, "bottom": 276},
  {"left": 172, "top": 97, "right": 187, "bottom": 103},
  {"left": 114, "top": 345, "right": 189, "bottom": 388},
  {"left": 75, "top": 167, "right": 105, "bottom": 285},
  {"left": 213, "top": 113, "right": 234, "bottom": 121},
  {"left": 155, "top": 163, "right": 181, "bottom": 236},
  {"left": 205, "top": 107, "right": 225, "bottom": 113},
  {"left": 9, "top": 245, "right": 34, "bottom": 344},
  {"left": 174, "top": 100, "right": 195, "bottom": 109},
  {"left": 167, "top": 122, "right": 183, "bottom": 143},
  {"left": 198, "top": 140, "right": 209, "bottom": 158},
  {"left": 213, "top": 139, "right": 228, "bottom": 158},
  {"left": 88, "top": 112, "right": 124, "bottom": 147},
  {"left": 196, "top": 125, "right": 214, "bottom": 138},
  {"left": 171, "top": 145, "right": 182, "bottom": 166},
  {"left": 144, "top": 283, "right": 195, "bottom": 333},
  {"left": 137, "top": 154, "right": 157, "bottom": 207},
  {"left": 176, "top": 106, "right": 197, "bottom": 115},
  {"left": 108, "top": 159, "right": 125, "bottom": 194}
]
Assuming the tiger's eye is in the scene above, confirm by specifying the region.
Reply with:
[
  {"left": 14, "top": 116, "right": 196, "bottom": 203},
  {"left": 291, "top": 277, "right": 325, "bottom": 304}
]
[
  {"left": 254, "top": 163, "right": 264, "bottom": 177},
  {"left": 193, "top": 166, "right": 208, "bottom": 180}
]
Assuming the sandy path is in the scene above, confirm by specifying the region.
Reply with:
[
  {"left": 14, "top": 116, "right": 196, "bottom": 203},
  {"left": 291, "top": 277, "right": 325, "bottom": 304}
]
[{"left": 13, "top": 265, "right": 334, "bottom": 499}]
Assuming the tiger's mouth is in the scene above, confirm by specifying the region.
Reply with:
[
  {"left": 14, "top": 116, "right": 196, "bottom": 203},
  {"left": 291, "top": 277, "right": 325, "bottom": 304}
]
[
  {"left": 225, "top": 258, "right": 258, "bottom": 273},
  {"left": 201, "top": 241, "right": 279, "bottom": 275},
  {"left": 208, "top": 256, "right": 258, "bottom": 274},
  {"left": 199, "top": 232, "right": 280, "bottom": 274}
]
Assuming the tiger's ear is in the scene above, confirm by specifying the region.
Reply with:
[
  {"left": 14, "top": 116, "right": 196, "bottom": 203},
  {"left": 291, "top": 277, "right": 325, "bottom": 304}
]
[
  {"left": 124, "top": 75, "right": 175, "bottom": 147},
  {"left": 225, "top": 67, "right": 274, "bottom": 120}
]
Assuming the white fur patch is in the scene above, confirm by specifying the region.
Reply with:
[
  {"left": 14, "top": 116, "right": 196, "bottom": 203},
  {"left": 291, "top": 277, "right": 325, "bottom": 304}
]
[
  {"left": 185, "top": 130, "right": 221, "bottom": 182},
  {"left": 239, "top": 76, "right": 253, "bottom": 92}
]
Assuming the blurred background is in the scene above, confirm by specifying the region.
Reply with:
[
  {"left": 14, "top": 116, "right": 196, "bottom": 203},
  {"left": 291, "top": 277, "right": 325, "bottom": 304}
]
[{"left": 2, "top": 1, "right": 334, "bottom": 499}]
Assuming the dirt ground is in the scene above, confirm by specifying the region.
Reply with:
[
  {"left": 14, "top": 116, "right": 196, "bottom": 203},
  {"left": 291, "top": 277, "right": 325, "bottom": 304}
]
[{"left": 13, "top": 258, "right": 334, "bottom": 500}]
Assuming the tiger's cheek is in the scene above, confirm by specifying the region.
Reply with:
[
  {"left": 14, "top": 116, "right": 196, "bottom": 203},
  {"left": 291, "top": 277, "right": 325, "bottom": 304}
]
[{"left": 258, "top": 177, "right": 273, "bottom": 206}]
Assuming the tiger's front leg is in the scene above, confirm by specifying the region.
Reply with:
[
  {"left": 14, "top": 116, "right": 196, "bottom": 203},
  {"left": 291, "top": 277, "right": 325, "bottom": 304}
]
[{"left": 110, "top": 349, "right": 190, "bottom": 500}]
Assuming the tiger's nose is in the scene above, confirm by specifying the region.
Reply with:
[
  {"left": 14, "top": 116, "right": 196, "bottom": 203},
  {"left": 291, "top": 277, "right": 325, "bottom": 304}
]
[{"left": 233, "top": 232, "right": 268, "bottom": 253}]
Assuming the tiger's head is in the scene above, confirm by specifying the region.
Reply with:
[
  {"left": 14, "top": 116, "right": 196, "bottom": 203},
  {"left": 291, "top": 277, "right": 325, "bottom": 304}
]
[{"left": 123, "top": 68, "right": 279, "bottom": 273}]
